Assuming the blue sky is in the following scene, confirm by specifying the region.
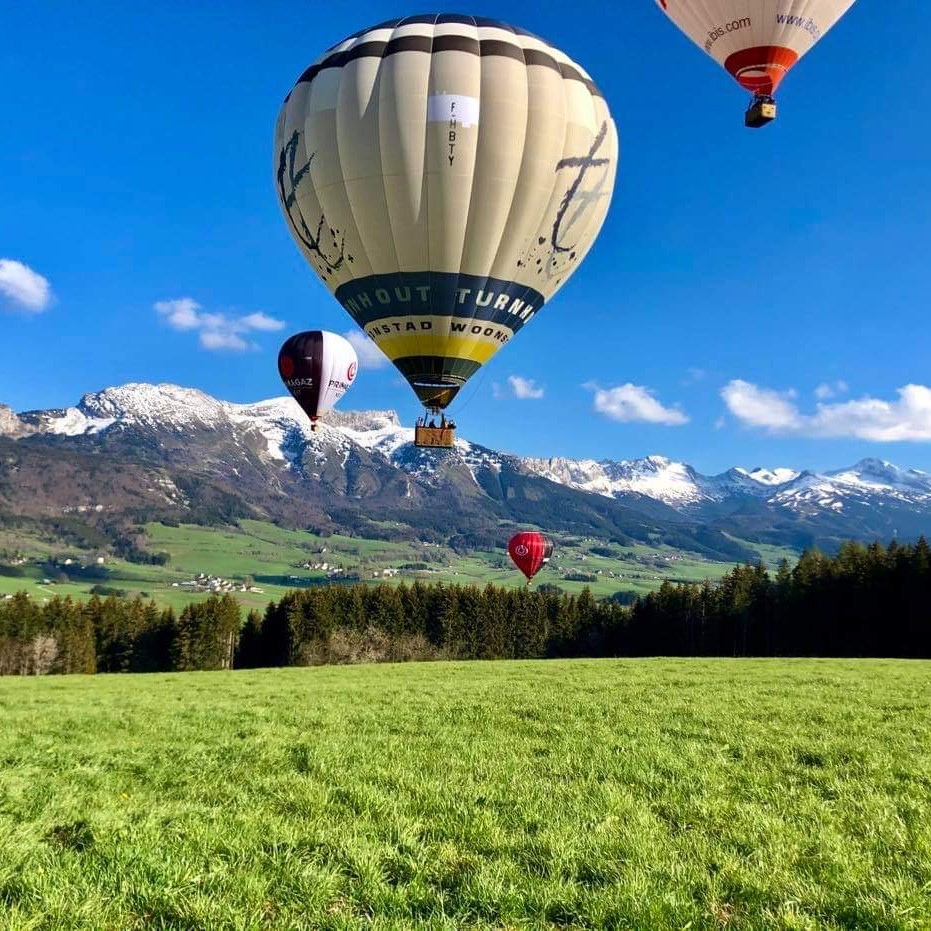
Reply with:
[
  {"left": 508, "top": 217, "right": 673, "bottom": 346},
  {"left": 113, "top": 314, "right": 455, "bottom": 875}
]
[{"left": 2, "top": 1, "right": 930, "bottom": 472}]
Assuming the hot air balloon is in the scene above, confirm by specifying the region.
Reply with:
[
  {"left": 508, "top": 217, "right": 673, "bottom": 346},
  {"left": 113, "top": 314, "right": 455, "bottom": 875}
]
[
  {"left": 654, "top": 1, "right": 857, "bottom": 127},
  {"left": 278, "top": 330, "right": 358, "bottom": 430},
  {"left": 274, "top": 14, "right": 617, "bottom": 446},
  {"left": 508, "top": 531, "right": 554, "bottom": 583}
]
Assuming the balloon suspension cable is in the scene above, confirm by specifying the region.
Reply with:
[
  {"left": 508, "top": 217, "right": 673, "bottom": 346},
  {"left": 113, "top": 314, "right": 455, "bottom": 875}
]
[{"left": 451, "top": 363, "right": 490, "bottom": 417}]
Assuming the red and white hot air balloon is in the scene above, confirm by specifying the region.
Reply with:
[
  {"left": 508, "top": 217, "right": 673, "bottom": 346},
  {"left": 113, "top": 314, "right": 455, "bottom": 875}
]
[
  {"left": 508, "top": 531, "right": 554, "bottom": 584},
  {"left": 654, "top": 0, "right": 857, "bottom": 126}
]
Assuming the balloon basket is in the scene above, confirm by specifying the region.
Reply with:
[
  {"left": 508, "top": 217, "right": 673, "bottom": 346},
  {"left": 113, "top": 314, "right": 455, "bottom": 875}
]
[
  {"left": 745, "top": 96, "right": 777, "bottom": 129},
  {"left": 415, "top": 425, "right": 455, "bottom": 448}
]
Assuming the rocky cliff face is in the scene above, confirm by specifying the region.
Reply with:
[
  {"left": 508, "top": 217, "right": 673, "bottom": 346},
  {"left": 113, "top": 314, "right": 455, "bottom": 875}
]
[{"left": 0, "top": 404, "right": 32, "bottom": 438}]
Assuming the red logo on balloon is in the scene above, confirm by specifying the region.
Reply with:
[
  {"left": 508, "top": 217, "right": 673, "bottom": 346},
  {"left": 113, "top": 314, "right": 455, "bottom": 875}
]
[
  {"left": 508, "top": 531, "right": 553, "bottom": 582},
  {"left": 280, "top": 355, "right": 295, "bottom": 378},
  {"left": 347, "top": 361, "right": 357, "bottom": 382}
]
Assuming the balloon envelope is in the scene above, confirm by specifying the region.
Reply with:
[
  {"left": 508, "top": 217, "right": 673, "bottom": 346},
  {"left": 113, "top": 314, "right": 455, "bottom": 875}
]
[
  {"left": 275, "top": 14, "right": 617, "bottom": 410},
  {"left": 278, "top": 330, "right": 358, "bottom": 426},
  {"left": 655, "top": 0, "right": 856, "bottom": 97},
  {"left": 508, "top": 531, "right": 554, "bottom": 581}
]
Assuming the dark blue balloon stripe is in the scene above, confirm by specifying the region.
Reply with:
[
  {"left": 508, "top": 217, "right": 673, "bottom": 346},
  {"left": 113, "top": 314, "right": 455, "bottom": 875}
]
[{"left": 334, "top": 272, "right": 546, "bottom": 333}]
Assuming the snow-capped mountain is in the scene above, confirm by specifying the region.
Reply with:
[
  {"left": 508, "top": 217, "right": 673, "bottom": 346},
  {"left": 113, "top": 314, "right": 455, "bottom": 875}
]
[
  {"left": 4, "top": 382, "right": 931, "bottom": 554},
  {"left": 521, "top": 452, "right": 931, "bottom": 521},
  {"left": 769, "top": 460, "right": 931, "bottom": 516},
  {"left": 15, "top": 384, "right": 505, "bottom": 491}
]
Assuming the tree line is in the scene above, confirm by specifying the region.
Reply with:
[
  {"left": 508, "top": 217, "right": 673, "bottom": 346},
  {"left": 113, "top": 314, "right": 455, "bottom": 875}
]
[
  {"left": 627, "top": 540, "right": 931, "bottom": 658},
  {"left": 0, "top": 539, "right": 929, "bottom": 674}
]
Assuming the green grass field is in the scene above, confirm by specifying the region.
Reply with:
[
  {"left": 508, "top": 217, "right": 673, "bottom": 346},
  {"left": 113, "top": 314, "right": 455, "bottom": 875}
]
[
  {"left": 0, "top": 519, "right": 797, "bottom": 610},
  {"left": 1, "top": 660, "right": 928, "bottom": 929}
]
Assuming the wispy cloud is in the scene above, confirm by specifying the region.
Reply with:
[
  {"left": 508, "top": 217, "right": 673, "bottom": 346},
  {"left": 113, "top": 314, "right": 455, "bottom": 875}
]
[
  {"left": 155, "top": 298, "right": 285, "bottom": 352},
  {"left": 0, "top": 259, "right": 52, "bottom": 312},
  {"left": 492, "top": 377, "right": 546, "bottom": 400},
  {"left": 587, "top": 383, "right": 689, "bottom": 426},
  {"left": 200, "top": 330, "right": 249, "bottom": 351},
  {"left": 240, "top": 311, "right": 286, "bottom": 332},
  {"left": 344, "top": 329, "right": 388, "bottom": 369},
  {"left": 722, "top": 379, "right": 931, "bottom": 441},
  {"left": 508, "top": 375, "right": 545, "bottom": 400},
  {"left": 814, "top": 380, "right": 849, "bottom": 400},
  {"left": 683, "top": 367, "right": 707, "bottom": 385}
]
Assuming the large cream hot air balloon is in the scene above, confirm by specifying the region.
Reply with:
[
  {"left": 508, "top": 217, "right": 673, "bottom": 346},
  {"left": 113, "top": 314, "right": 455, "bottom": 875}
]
[
  {"left": 274, "top": 14, "right": 617, "bottom": 446},
  {"left": 654, "top": 1, "right": 857, "bottom": 127}
]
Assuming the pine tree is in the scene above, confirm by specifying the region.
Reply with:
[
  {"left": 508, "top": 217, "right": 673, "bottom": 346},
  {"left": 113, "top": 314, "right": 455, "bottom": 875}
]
[{"left": 235, "top": 610, "right": 264, "bottom": 668}]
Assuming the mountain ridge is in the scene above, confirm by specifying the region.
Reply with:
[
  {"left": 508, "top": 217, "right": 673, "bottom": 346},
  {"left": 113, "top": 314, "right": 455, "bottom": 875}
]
[{"left": 4, "top": 382, "right": 931, "bottom": 556}]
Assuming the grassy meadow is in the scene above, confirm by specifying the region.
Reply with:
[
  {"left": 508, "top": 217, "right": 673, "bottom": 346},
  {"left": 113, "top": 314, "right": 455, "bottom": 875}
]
[
  {"left": 0, "top": 519, "right": 795, "bottom": 611},
  {"left": 0, "top": 659, "right": 929, "bottom": 929}
]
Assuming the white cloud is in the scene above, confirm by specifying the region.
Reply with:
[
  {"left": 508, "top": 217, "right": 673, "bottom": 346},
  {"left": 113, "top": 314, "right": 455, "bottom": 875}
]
[
  {"left": 155, "top": 297, "right": 285, "bottom": 352},
  {"left": 588, "top": 383, "right": 689, "bottom": 426},
  {"left": 507, "top": 375, "right": 545, "bottom": 400},
  {"left": 155, "top": 298, "right": 201, "bottom": 330},
  {"left": 0, "top": 259, "right": 52, "bottom": 312},
  {"left": 722, "top": 379, "right": 931, "bottom": 442},
  {"left": 200, "top": 330, "right": 250, "bottom": 351},
  {"left": 720, "top": 380, "right": 799, "bottom": 431},
  {"left": 344, "top": 329, "right": 388, "bottom": 369},
  {"left": 814, "top": 380, "right": 849, "bottom": 400},
  {"left": 239, "top": 311, "right": 286, "bottom": 332},
  {"left": 683, "top": 367, "right": 707, "bottom": 385}
]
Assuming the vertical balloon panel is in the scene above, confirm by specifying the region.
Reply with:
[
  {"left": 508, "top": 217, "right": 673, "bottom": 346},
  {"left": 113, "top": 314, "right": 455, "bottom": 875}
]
[
  {"left": 378, "top": 30, "right": 431, "bottom": 275},
  {"left": 424, "top": 21, "right": 482, "bottom": 384},
  {"left": 337, "top": 52, "right": 400, "bottom": 278},
  {"left": 489, "top": 50, "right": 567, "bottom": 282},
  {"left": 305, "top": 65, "right": 372, "bottom": 289},
  {"left": 453, "top": 30, "right": 529, "bottom": 369}
]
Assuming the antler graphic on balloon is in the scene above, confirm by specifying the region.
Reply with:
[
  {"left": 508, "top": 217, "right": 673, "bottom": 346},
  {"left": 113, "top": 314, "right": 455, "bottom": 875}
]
[
  {"left": 551, "top": 121, "right": 610, "bottom": 255},
  {"left": 277, "top": 131, "right": 347, "bottom": 275}
]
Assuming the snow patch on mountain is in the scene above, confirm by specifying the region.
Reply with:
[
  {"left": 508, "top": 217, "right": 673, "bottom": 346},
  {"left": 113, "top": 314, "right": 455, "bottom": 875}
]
[
  {"left": 49, "top": 408, "right": 116, "bottom": 436},
  {"left": 18, "top": 405, "right": 115, "bottom": 436},
  {"left": 227, "top": 397, "right": 316, "bottom": 463},
  {"left": 342, "top": 420, "right": 415, "bottom": 459},
  {"left": 734, "top": 467, "right": 800, "bottom": 486}
]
